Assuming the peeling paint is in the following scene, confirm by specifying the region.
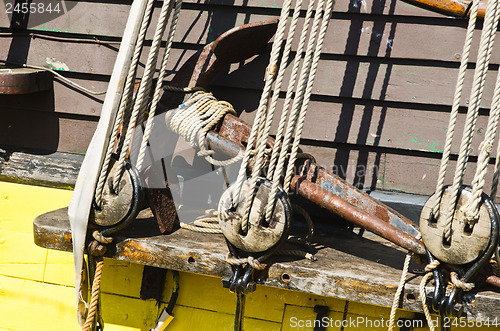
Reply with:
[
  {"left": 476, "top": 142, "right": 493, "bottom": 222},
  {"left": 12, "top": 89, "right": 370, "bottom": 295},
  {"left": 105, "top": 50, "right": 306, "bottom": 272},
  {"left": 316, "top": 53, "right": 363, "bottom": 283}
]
[
  {"left": 410, "top": 137, "right": 443, "bottom": 153},
  {"left": 46, "top": 57, "right": 70, "bottom": 71}
]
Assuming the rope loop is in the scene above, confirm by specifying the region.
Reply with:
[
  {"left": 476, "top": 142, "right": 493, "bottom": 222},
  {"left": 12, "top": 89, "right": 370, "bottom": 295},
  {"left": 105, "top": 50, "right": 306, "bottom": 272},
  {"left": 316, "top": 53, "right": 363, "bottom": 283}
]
[
  {"left": 424, "top": 259, "right": 440, "bottom": 272},
  {"left": 225, "top": 253, "right": 267, "bottom": 270},
  {"left": 167, "top": 91, "right": 243, "bottom": 167},
  {"left": 92, "top": 230, "right": 113, "bottom": 245},
  {"left": 450, "top": 271, "right": 475, "bottom": 291}
]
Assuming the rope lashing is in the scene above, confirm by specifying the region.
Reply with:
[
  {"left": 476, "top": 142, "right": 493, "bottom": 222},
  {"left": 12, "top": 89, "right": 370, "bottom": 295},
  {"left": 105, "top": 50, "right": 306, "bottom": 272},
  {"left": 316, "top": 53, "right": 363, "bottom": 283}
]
[
  {"left": 225, "top": 254, "right": 267, "bottom": 270},
  {"left": 419, "top": 260, "right": 441, "bottom": 331},
  {"left": 231, "top": 0, "right": 335, "bottom": 235},
  {"left": 166, "top": 91, "right": 244, "bottom": 166}
]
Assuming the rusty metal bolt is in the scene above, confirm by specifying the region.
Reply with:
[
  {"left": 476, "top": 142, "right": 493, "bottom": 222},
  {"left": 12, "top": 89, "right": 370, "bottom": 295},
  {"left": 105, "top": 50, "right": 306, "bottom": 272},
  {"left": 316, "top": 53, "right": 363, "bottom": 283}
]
[
  {"left": 89, "top": 241, "right": 107, "bottom": 256},
  {"left": 280, "top": 273, "right": 291, "bottom": 285},
  {"left": 246, "top": 281, "right": 256, "bottom": 293}
]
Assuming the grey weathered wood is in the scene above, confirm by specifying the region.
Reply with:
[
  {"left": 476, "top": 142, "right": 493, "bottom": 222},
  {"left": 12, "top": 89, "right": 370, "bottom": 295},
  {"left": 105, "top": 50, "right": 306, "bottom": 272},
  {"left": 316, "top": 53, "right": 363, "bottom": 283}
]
[
  {"left": 0, "top": 149, "right": 83, "bottom": 188},
  {"left": 34, "top": 207, "right": 500, "bottom": 321}
]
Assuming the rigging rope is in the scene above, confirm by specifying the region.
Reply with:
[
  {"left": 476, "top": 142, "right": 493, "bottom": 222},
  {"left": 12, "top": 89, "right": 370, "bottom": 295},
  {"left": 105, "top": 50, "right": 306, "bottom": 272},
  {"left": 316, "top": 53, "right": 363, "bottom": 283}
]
[
  {"left": 230, "top": 0, "right": 334, "bottom": 234},
  {"left": 427, "top": 0, "right": 500, "bottom": 244},
  {"left": 112, "top": 0, "right": 177, "bottom": 191},
  {"left": 441, "top": 0, "right": 500, "bottom": 241}
]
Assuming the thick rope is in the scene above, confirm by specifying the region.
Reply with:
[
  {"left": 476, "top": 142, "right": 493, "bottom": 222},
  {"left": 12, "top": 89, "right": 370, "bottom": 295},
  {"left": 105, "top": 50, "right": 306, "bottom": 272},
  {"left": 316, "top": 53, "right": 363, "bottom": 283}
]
[
  {"left": 388, "top": 252, "right": 412, "bottom": 331},
  {"left": 239, "top": 0, "right": 316, "bottom": 231},
  {"left": 225, "top": 254, "right": 267, "bottom": 270},
  {"left": 419, "top": 272, "right": 436, "bottom": 331},
  {"left": 136, "top": 0, "right": 183, "bottom": 172},
  {"left": 94, "top": 0, "right": 156, "bottom": 206},
  {"left": 180, "top": 217, "right": 222, "bottom": 233},
  {"left": 113, "top": 0, "right": 175, "bottom": 190},
  {"left": 441, "top": 0, "right": 500, "bottom": 241},
  {"left": 166, "top": 91, "right": 244, "bottom": 166},
  {"left": 231, "top": 0, "right": 294, "bottom": 211},
  {"left": 265, "top": 0, "right": 334, "bottom": 222},
  {"left": 466, "top": 68, "right": 500, "bottom": 221},
  {"left": 429, "top": 0, "right": 482, "bottom": 220},
  {"left": 450, "top": 271, "right": 475, "bottom": 291},
  {"left": 81, "top": 259, "right": 104, "bottom": 331}
]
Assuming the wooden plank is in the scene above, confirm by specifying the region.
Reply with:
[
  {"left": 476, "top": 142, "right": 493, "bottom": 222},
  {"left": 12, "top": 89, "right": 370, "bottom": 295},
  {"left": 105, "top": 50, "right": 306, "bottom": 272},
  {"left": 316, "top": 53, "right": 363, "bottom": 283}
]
[
  {"left": 0, "top": 0, "right": 451, "bottom": 38},
  {"left": 34, "top": 207, "right": 500, "bottom": 322},
  {"left": 216, "top": 58, "right": 498, "bottom": 108},
  {"left": 0, "top": 13, "right": 492, "bottom": 66},
  {"left": 0, "top": 149, "right": 83, "bottom": 188},
  {"left": 0, "top": 36, "right": 198, "bottom": 78}
]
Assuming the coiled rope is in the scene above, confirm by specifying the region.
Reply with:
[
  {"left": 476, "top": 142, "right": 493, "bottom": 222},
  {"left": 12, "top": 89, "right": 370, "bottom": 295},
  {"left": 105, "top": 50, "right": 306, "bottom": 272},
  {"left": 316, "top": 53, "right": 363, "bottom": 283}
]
[{"left": 166, "top": 91, "right": 244, "bottom": 166}]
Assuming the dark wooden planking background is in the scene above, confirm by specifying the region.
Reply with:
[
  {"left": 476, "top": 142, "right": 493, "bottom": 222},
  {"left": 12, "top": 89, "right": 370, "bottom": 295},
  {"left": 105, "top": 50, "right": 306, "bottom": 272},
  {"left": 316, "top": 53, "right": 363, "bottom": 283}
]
[{"left": 1, "top": 0, "right": 499, "bottom": 197}]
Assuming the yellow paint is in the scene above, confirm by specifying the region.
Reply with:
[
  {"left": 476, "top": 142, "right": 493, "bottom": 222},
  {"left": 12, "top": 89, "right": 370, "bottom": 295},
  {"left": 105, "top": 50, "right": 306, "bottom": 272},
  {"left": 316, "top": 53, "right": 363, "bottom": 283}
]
[{"left": 0, "top": 181, "right": 496, "bottom": 330}]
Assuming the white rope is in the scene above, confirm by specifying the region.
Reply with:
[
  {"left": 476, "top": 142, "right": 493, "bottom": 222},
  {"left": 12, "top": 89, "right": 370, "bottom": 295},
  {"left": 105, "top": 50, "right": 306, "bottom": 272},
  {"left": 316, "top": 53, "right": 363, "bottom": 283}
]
[
  {"left": 419, "top": 272, "right": 436, "bottom": 331},
  {"left": 429, "top": 0, "right": 482, "bottom": 220},
  {"left": 166, "top": 91, "right": 244, "bottom": 166},
  {"left": 113, "top": 0, "right": 176, "bottom": 190},
  {"left": 265, "top": 0, "right": 334, "bottom": 222},
  {"left": 239, "top": 0, "right": 318, "bottom": 231},
  {"left": 388, "top": 252, "right": 412, "bottom": 331},
  {"left": 94, "top": 0, "right": 156, "bottom": 206},
  {"left": 439, "top": 0, "right": 500, "bottom": 242},
  {"left": 231, "top": 0, "right": 295, "bottom": 214},
  {"left": 466, "top": 66, "right": 500, "bottom": 222},
  {"left": 233, "top": 0, "right": 334, "bottom": 234},
  {"left": 136, "top": 0, "right": 183, "bottom": 172}
]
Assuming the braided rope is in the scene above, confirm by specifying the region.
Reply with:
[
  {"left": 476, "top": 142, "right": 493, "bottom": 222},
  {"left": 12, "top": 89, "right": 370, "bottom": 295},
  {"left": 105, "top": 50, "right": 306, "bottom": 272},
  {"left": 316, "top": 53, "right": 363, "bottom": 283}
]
[
  {"left": 450, "top": 271, "right": 475, "bottom": 291},
  {"left": 265, "top": 0, "right": 334, "bottom": 221},
  {"left": 166, "top": 91, "right": 244, "bottom": 166},
  {"left": 429, "top": 0, "right": 482, "bottom": 220},
  {"left": 225, "top": 254, "right": 267, "bottom": 270},
  {"left": 265, "top": 0, "right": 307, "bottom": 179},
  {"left": 419, "top": 272, "right": 436, "bottom": 331},
  {"left": 388, "top": 252, "right": 412, "bottom": 331},
  {"left": 467, "top": 64, "right": 500, "bottom": 221},
  {"left": 442, "top": 0, "right": 500, "bottom": 241},
  {"left": 113, "top": 0, "right": 175, "bottom": 190},
  {"left": 81, "top": 259, "right": 104, "bottom": 331},
  {"left": 136, "top": 0, "right": 183, "bottom": 172},
  {"left": 231, "top": 0, "right": 295, "bottom": 213},
  {"left": 94, "top": 0, "right": 156, "bottom": 206}
]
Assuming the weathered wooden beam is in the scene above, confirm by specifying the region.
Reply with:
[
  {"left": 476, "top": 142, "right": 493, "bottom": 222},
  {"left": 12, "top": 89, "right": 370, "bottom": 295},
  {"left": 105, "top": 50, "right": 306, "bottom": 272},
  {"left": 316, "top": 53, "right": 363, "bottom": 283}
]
[
  {"left": 0, "top": 148, "right": 82, "bottom": 188},
  {"left": 34, "top": 207, "right": 500, "bottom": 322}
]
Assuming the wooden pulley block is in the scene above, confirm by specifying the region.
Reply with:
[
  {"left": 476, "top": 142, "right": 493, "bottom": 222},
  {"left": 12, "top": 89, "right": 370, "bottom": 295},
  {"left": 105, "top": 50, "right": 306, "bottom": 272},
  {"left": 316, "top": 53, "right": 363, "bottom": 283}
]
[
  {"left": 420, "top": 186, "right": 496, "bottom": 265},
  {"left": 218, "top": 177, "right": 291, "bottom": 253},
  {"left": 89, "top": 160, "right": 137, "bottom": 227}
]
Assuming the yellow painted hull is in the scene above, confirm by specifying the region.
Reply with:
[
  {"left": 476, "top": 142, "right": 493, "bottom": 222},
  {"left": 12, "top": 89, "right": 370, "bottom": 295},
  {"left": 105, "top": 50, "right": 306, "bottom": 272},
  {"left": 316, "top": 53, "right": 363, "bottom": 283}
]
[{"left": 0, "top": 181, "right": 493, "bottom": 330}]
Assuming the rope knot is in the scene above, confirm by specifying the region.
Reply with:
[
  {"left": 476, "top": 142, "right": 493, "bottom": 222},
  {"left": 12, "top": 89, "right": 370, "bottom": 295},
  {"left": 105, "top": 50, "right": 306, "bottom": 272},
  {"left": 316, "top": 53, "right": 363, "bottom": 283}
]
[
  {"left": 424, "top": 260, "right": 440, "bottom": 272},
  {"left": 450, "top": 271, "right": 475, "bottom": 291},
  {"left": 480, "top": 140, "right": 493, "bottom": 155},
  {"left": 92, "top": 230, "right": 113, "bottom": 245}
]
